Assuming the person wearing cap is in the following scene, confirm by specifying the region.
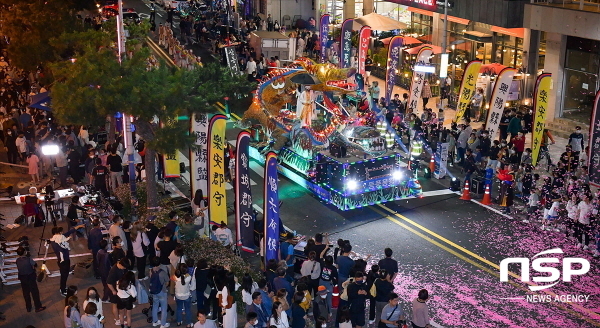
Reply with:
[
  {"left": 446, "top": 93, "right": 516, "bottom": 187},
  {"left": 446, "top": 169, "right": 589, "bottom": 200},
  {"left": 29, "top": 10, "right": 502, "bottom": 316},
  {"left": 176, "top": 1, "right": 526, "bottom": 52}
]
[
  {"left": 312, "top": 286, "right": 331, "bottom": 323},
  {"left": 347, "top": 271, "right": 370, "bottom": 328},
  {"left": 411, "top": 289, "right": 431, "bottom": 328}
]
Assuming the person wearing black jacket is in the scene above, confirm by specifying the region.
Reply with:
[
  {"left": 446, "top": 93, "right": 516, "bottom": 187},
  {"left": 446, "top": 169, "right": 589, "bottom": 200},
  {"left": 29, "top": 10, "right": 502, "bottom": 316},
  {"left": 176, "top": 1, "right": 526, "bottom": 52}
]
[
  {"left": 318, "top": 255, "right": 337, "bottom": 310},
  {"left": 145, "top": 221, "right": 160, "bottom": 259},
  {"left": 97, "top": 239, "right": 112, "bottom": 302},
  {"left": 347, "top": 272, "right": 370, "bottom": 328},
  {"left": 195, "top": 259, "right": 210, "bottom": 314},
  {"left": 464, "top": 149, "right": 479, "bottom": 184},
  {"left": 50, "top": 225, "right": 84, "bottom": 295},
  {"left": 366, "top": 265, "right": 381, "bottom": 325},
  {"left": 373, "top": 270, "right": 395, "bottom": 327},
  {"left": 16, "top": 247, "right": 46, "bottom": 313},
  {"left": 87, "top": 219, "right": 104, "bottom": 279},
  {"left": 67, "top": 196, "right": 87, "bottom": 237}
]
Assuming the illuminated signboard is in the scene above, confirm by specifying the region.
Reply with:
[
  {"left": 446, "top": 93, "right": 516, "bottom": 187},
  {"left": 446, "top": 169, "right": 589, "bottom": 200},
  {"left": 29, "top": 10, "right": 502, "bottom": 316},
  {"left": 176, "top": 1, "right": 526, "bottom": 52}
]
[{"left": 386, "top": 0, "right": 437, "bottom": 10}]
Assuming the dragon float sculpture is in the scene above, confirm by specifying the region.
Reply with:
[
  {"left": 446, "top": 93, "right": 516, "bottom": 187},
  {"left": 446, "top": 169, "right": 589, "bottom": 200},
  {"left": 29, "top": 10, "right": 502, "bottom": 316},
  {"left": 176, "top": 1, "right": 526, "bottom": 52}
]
[{"left": 238, "top": 57, "right": 381, "bottom": 159}]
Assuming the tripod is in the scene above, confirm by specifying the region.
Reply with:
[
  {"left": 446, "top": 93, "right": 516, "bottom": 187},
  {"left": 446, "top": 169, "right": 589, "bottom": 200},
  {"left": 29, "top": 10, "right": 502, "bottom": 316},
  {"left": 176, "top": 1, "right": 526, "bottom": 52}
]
[{"left": 38, "top": 199, "right": 59, "bottom": 256}]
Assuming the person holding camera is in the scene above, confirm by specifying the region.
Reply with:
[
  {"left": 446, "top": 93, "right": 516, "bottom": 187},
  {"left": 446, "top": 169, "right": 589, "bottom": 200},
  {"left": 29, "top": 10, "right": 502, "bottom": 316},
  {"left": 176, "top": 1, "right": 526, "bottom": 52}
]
[
  {"left": 16, "top": 246, "right": 46, "bottom": 313},
  {"left": 378, "top": 293, "right": 405, "bottom": 328}
]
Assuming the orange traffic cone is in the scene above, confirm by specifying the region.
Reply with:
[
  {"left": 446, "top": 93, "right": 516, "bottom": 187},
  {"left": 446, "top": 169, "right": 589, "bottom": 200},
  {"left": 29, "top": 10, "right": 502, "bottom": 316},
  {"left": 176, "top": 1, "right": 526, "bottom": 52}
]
[
  {"left": 481, "top": 184, "right": 492, "bottom": 205},
  {"left": 460, "top": 181, "right": 471, "bottom": 200},
  {"left": 429, "top": 154, "right": 435, "bottom": 172}
]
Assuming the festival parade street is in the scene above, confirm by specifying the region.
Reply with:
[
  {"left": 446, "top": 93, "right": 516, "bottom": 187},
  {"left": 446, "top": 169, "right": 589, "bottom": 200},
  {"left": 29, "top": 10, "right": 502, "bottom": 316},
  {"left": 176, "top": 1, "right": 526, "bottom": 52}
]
[{"left": 1, "top": 0, "right": 600, "bottom": 327}]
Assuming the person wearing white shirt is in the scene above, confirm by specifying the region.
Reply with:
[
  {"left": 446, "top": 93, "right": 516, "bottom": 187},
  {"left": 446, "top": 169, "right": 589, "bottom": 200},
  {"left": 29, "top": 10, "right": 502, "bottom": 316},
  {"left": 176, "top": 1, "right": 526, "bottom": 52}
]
[
  {"left": 82, "top": 287, "right": 103, "bottom": 317},
  {"left": 246, "top": 57, "right": 257, "bottom": 76},
  {"left": 215, "top": 222, "right": 234, "bottom": 247},
  {"left": 174, "top": 263, "right": 196, "bottom": 327},
  {"left": 194, "top": 311, "right": 218, "bottom": 328},
  {"left": 131, "top": 221, "right": 150, "bottom": 280},
  {"left": 576, "top": 194, "right": 593, "bottom": 249},
  {"left": 116, "top": 272, "right": 137, "bottom": 327},
  {"left": 269, "top": 301, "right": 289, "bottom": 328},
  {"left": 300, "top": 251, "right": 321, "bottom": 296}
]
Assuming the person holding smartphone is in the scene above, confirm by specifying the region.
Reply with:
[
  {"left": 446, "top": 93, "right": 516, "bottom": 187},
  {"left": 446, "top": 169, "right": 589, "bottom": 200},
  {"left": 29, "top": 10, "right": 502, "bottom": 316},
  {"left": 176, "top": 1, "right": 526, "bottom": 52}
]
[{"left": 81, "top": 302, "right": 104, "bottom": 328}]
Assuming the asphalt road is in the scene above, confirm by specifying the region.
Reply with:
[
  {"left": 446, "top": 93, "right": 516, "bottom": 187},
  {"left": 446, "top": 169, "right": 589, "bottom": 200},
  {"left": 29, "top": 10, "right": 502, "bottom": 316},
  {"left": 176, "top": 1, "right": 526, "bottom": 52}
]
[{"left": 126, "top": 1, "right": 600, "bottom": 326}]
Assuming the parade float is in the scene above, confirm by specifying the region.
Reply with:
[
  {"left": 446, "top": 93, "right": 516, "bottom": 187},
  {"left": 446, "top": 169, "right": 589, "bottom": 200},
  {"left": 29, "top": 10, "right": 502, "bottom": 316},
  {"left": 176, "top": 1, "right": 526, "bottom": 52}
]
[{"left": 239, "top": 58, "right": 422, "bottom": 210}]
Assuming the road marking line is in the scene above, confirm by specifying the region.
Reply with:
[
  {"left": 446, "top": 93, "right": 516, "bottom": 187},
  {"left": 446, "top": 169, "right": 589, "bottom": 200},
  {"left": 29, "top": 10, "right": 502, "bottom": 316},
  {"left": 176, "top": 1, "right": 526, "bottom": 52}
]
[
  {"left": 376, "top": 203, "right": 600, "bottom": 323},
  {"left": 371, "top": 206, "right": 600, "bottom": 326},
  {"left": 419, "top": 189, "right": 457, "bottom": 198},
  {"left": 146, "top": 37, "right": 175, "bottom": 66}
]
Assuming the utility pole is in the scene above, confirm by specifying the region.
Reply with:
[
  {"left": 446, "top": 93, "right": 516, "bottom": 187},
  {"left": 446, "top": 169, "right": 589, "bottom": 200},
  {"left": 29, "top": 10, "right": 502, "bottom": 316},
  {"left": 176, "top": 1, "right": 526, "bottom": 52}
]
[{"left": 117, "top": 0, "right": 137, "bottom": 202}]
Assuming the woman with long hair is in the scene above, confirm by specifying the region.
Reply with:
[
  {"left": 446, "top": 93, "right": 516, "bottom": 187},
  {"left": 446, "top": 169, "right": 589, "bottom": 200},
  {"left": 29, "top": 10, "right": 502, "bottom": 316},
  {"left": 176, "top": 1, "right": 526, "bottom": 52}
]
[
  {"left": 116, "top": 271, "right": 137, "bottom": 328},
  {"left": 218, "top": 271, "right": 239, "bottom": 328},
  {"left": 64, "top": 285, "right": 78, "bottom": 307},
  {"left": 130, "top": 221, "right": 150, "bottom": 280},
  {"left": 64, "top": 296, "right": 81, "bottom": 328},
  {"left": 174, "top": 263, "right": 195, "bottom": 327},
  {"left": 269, "top": 301, "right": 290, "bottom": 328},
  {"left": 82, "top": 286, "right": 103, "bottom": 317},
  {"left": 241, "top": 273, "right": 258, "bottom": 306}
]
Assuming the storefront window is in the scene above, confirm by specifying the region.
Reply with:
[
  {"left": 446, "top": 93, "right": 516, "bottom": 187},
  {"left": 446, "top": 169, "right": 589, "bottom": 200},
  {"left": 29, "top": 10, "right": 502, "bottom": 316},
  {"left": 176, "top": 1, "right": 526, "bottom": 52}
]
[
  {"left": 494, "top": 34, "right": 523, "bottom": 68},
  {"left": 411, "top": 13, "right": 433, "bottom": 41},
  {"left": 538, "top": 31, "right": 546, "bottom": 72},
  {"left": 561, "top": 36, "right": 600, "bottom": 122}
]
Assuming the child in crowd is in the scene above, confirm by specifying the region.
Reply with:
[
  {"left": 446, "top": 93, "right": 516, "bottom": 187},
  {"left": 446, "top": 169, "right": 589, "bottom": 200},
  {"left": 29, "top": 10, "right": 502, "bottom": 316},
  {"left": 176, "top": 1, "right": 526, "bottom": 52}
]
[{"left": 523, "top": 187, "right": 539, "bottom": 224}]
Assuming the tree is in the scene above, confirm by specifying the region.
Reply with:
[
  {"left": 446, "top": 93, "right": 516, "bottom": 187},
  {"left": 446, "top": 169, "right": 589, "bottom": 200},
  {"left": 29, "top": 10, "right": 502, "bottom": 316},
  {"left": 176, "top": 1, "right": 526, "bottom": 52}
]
[
  {"left": 51, "top": 30, "right": 254, "bottom": 210},
  {"left": 0, "top": 0, "right": 93, "bottom": 71}
]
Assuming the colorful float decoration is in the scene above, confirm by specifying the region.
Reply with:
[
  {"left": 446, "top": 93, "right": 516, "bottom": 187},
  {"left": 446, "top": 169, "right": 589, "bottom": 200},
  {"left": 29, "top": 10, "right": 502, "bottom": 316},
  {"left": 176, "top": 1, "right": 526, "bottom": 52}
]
[{"left": 239, "top": 58, "right": 422, "bottom": 210}]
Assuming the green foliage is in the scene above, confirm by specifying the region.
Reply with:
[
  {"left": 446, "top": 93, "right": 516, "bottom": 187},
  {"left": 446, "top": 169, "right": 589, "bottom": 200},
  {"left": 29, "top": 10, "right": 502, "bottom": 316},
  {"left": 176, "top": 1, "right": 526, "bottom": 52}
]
[{"left": 0, "top": 0, "right": 93, "bottom": 70}]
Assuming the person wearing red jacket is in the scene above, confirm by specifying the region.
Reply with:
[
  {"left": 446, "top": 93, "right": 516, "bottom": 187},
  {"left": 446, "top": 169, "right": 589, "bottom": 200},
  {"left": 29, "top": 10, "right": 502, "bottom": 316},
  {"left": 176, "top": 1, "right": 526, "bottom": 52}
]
[{"left": 511, "top": 131, "right": 526, "bottom": 163}]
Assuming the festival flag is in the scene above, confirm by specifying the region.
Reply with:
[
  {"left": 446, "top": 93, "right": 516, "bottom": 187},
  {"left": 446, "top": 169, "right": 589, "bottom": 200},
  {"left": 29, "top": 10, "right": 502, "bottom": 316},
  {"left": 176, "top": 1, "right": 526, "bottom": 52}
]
[
  {"left": 531, "top": 73, "right": 552, "bottom": 166},
  {"left": 588, "top": 91, "right": 600, "bottom": 186},
  {"left": 163, "top": 152, "right": 180, "bottom": 178},
  {"left": 340, "top": 19, "right": 354, "bottom": 68},
  {"left": 235, "top": 131, "right": 254, "bottom": 252},
  {"left": 320, "top": 15, "right": 330, "bottom": 64},
  {"left": 190, "top": 113, "right": 210, "bottom": 204},
  {"left": 406, "top": 46, "right": 433, "bottom": 113},
  {"left": 207, "top": 114, "right": 228, "bottom": 224},
  {"left": 385, "top": 36, "right": 403, "bottom": 107},
  {"left": 357, "top": 26, "right": 371, "bottom": 76},
  {"left": 263, "top": 152, "right": 280, "bottom": 267},
  {"left": 485, "top": 68, "right": 517, "bottom": 140},
  {"left": 454, "top": 60, "right": 483, "bottom": 122}
]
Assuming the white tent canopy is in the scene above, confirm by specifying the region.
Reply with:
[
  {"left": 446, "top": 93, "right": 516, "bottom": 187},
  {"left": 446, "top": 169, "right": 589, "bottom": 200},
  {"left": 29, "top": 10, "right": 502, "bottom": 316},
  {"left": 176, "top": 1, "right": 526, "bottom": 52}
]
[{"left": 353, "top": 13, "right": 407, "bottom": 31}]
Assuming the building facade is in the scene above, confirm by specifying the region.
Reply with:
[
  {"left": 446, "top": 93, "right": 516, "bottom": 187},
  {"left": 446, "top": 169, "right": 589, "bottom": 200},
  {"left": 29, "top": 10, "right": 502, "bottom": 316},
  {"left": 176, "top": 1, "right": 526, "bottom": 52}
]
[{"left": 524, "top": 0, "right": 600, "bottom": 125}]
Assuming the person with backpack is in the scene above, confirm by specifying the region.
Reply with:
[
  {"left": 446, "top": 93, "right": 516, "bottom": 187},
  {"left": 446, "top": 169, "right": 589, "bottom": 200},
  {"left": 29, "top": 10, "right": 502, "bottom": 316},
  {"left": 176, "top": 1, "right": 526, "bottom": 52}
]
[
  {"left": 149, "top": 257, "right": 170, "bottom": 328},
  {"left": 347, "top": 272, "right": 370, "bottom": 328}
]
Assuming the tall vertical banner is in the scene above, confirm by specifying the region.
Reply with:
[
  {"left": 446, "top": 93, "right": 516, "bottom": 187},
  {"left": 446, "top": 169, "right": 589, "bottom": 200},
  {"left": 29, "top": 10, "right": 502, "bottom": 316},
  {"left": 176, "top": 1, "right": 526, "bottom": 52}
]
[
  {"left": 406, "top": 46, "right": 433, "bottom": 113},
  {"left": 357, "top": 26, "right": 371, "bottom": 75},
  {"left": 190, "top": 113, "right": 210, "bottom": 203},
  {"left": 531, "top": 73, "right": 552, "bottom": 166},
  {"left": 454, "top": 60, "right": 483, "bottom": 122},
  {"left": 235, "top": 132, "right": 254, "bottom": 252},
  {"left": 588, "top": 91, "right": 600, "bottom": 186},
  {"left": 319, "top": 15, "right": 330, "bottom": 64},
  {"left": 385, "top": 36, "right": 403, "bottom": 107},
  {"left": 485, "top": 68, "right": 517, "bottom": 140},
  {"left": 263, "top": 152, "right": 280, "bottom": 266},
  {"left": 340, "top": 19, "right": 353, "bottom": 69},
  {"left": 207, "top": 114, "right": 228, "bottom": 224}
]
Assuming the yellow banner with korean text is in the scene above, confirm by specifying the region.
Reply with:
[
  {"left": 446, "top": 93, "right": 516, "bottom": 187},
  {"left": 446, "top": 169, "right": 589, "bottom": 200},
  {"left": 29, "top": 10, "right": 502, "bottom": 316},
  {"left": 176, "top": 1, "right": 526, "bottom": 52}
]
[
  {"left": 208, "top": 114, "right": 228, "bottom": 225},
  {"left": 454, "top": 60, "right": 482, "bottom": 123},
  {"left": 163, "top": 152, "right": 180, "bottom": 178},
  {"left": 531, "top": 73, "right": 552, "bottom": 166}
]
